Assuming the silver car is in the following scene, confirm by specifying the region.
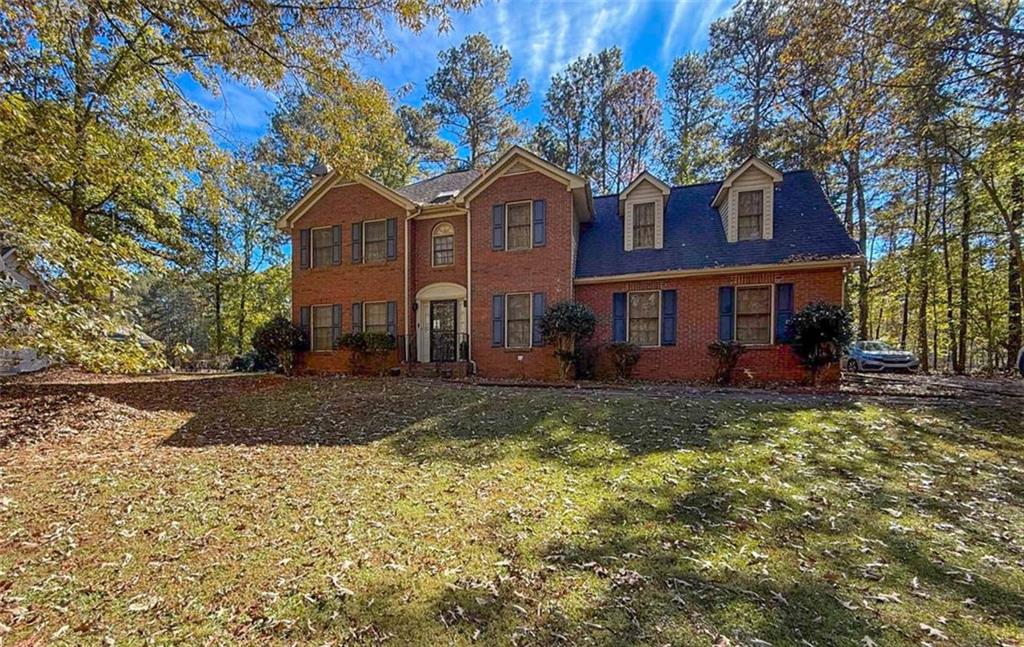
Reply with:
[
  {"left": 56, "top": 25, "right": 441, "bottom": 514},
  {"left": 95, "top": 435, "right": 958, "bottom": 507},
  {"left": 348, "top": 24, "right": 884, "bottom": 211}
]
[{"left": 844, "top": 340, "right": 920, "bottom": 373}]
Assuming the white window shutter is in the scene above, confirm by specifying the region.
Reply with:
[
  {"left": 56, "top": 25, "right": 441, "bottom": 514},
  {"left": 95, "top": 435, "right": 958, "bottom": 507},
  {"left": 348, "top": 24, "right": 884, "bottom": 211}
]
[
  {"left": 624, "top": 207, "right": 634, "bottom": 251},
  {"left": 654, "top": 200, "right": 664, "bottom": 249}
]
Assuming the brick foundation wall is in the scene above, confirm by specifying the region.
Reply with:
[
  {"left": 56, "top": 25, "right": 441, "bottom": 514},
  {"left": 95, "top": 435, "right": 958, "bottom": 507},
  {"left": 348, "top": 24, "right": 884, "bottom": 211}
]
[
  {"left": 574, "top": 267, "right": 845, "bottom": 384},
  {"left": 290, "top": 183, "right": 407, "bottom": 374},
  {"left": 468, "top": 172, "right": 575, "bottom": 379}
]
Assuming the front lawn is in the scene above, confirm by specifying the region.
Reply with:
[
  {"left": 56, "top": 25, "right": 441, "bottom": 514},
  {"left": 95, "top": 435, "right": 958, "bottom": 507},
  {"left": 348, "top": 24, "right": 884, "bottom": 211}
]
[{"left": 1, "top": 376, "right": 1022, "bottom": 645}]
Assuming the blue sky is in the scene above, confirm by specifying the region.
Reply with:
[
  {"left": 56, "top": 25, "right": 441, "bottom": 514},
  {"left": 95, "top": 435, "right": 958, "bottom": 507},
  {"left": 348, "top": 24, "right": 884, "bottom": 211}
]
[{"left": 188, "top": 0, "right": 734, "bottom": 149}]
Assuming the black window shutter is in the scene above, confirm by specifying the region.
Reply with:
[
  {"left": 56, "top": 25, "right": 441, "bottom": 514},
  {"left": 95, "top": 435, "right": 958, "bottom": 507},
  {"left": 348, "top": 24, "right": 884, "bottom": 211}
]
[
  {"left": 351, "top": 223, "right": 362, "bottom": 263},
  {"left": 331, "top": 225, "right": 342, "bottom": 265},
  {"left": 386, "top": 218, "right": 397, "bottom": 260},
  {"left": 775, "top": 283, "right": 794, "bottom": 343},
  {"left": 386, "top": 301, "right": 397, "bottom": 336},
  {"left": 532, "top": 292, "right": 545, "bottom": 346},
  {"left": 299, "top": 306, "right": 310, "bottom": 333},
  {"left": 612, "top": 292, "right": 627, "bottom": 342},
  {"left": 352, "top": 302, "right": 363, "bottom": 332},
  {"left": 299, "top": 229, "right": 310, "bottom": 269},
  {"left": 532, "top": 200, "right": 546, "bottom": 246},
  {"left": 492, "top": 204, "right": 505, "bottom": 250},
  {"left": 661, "top": 290, "right": 677, "bottom": 346},
  {"left": 491, "top": 294, "right": 505, "bottom": 346},
  {"left": 718, "top": 287, "right": 735, "bottom": 341},
  {"left": 331, "top": 304, "right": 341, "bottom": 347}
]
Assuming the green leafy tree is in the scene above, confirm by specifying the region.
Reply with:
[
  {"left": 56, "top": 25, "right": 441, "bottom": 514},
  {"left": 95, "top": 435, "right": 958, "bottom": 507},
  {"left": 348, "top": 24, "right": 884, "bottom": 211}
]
[
  {"left": 608, "top": 68, "right": 663, "bottom": 190},
  {"left": 539, "top": 301, "right": 597, "bottom": 380},
  {"left": 786, "top": 302, "right": 854, "bottom": 385},
  {"left": 665, "top": 53, "right": 726, "bottom": 185},
  {"left": 251, "top": 316, "right": 307, "bottom": 375},
  {"left": 424, "top": 33, "right": 529, "bottom": 168},
  {"left": 399, "top": 105, "right": 457, "bottom": 176}
]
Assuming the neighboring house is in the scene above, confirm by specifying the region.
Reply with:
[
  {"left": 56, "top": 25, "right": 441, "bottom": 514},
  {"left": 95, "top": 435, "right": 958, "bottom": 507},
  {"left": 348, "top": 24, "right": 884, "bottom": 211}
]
[
  {"left": 1, "top": 245, "right": 50, "bottom": 375},
  {"left": 277, "top": 147, "right": 862, "bottom": 382}
]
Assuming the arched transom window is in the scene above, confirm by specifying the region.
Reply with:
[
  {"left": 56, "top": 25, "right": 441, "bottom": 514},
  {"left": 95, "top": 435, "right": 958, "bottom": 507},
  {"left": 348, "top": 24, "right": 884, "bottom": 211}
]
[{"left": 432, "top": 222, "right": 455, "bottom": 266}]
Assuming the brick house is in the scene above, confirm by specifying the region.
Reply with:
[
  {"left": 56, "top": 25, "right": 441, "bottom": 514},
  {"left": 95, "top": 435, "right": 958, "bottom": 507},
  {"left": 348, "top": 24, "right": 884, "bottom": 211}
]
[{"left": 277, "top": 147, "right": 861, "bottom": 382}]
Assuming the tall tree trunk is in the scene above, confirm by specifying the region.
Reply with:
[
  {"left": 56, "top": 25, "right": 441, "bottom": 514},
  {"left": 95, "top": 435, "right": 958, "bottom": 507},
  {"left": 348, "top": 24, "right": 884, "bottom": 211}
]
[
  {"left": 940, "top": 168, "right": 956, "bottom": 373},
  {"left": 900, "top": 172, "right": 919, "bottom": 349},
  {"left": 853, "top": 154, "right": 869, "bottom": 340},
  {"left": 957, "top": 182, "right": 971, "bottom": 374},
  {"left": 1008, "top": 174, "right": 1023, "bottom": 369},
  {"left": 917, "top": 162, "right": 933, "bottom": 373}
]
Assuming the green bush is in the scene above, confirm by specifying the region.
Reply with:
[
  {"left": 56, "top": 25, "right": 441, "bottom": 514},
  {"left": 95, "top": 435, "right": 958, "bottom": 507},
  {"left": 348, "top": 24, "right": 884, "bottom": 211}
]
[
  {"left": 607, "top": 342, "right": 641, "bottom": 380},
  {"left": 251, "top": 316, "right": 307, "bottom": 375},
  {"left": 335, "top": 331, "right": 396, "bottom": 375},
  {"left": 786, "top": 302, "right": 854, "bottom": 385},
  {"left": 539, "top": 301, "right": 597, "bottom": 380},
  {"left": 707, "top": 340, "right": 746, "bottom": 385}
]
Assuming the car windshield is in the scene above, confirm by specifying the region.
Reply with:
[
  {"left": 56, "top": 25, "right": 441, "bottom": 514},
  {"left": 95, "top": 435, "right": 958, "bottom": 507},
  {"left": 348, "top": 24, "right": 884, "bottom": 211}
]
[{"left": 859, "top": 341, "right": 892, "bottom": 352}]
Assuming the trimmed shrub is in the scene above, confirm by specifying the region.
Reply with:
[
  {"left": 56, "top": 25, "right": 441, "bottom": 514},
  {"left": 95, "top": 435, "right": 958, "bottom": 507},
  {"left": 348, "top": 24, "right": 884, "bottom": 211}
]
[
  {"left": 707, "top": 340, "right": 746, "bottom": 385},
  {"left": 336, "top": 331, "right": 396, "bottom": 375},
  {"left": 251, "top": 316, "right": 307, "bottom": 375},
  {"left": 786, "top": 302, "right": 854, "bottom": 385},
  {"left": 539, "top": 300, "right": 597, "bottom": 380}
]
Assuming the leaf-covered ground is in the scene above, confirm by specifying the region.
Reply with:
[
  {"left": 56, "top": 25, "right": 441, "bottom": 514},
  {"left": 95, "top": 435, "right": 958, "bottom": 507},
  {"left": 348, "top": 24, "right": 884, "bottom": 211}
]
[{"left": 1, "top": 374, "right": 1022, "bottom": 645}]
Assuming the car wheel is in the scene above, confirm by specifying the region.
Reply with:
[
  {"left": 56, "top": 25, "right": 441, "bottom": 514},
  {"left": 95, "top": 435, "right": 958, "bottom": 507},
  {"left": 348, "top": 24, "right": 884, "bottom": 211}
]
[{"left": 846, "top": 359, "right": 859, "bottom": 372}]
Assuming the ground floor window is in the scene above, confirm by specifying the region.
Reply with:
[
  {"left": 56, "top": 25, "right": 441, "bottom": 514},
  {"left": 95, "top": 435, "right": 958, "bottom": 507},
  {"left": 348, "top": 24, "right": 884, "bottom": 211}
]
[
  {"left": 311, "top": 305, "right": 334, "bottom": 351},
  {"left": 505, "top": 293, "right": 532, "bottom": 348},
  {"left": 628, "top": 291, "right": 660, "bottom": 346},
  {"left": 736, "top": 286, "right": 771, "bottom": 344},
  {"left": 364, "top": 302, "right": 388, "bottom": 334}
]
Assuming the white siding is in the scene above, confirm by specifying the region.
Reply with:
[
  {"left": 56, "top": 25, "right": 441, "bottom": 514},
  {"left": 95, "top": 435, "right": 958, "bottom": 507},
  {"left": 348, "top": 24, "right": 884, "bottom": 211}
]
[
  {"left": 721, "top": 166, "right": 776, "bottom": 242},
  {"left": 622, "top": 179, "right": 666, "bottom": 250}
]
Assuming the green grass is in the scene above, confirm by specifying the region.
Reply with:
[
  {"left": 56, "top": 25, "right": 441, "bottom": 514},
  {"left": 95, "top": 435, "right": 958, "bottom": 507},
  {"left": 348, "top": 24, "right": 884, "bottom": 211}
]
[{"left": 1, "top": 376, "right": 1023, "bottom": 645}]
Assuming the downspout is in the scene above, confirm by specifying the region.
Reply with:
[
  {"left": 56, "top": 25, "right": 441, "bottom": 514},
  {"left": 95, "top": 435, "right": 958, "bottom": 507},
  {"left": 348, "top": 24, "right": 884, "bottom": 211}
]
[
  {"left": 403, "top": 210, "right": 413, "bottom": 362},
  {"left": 465, "top": 199, "right": 477, "bottom": 375}
]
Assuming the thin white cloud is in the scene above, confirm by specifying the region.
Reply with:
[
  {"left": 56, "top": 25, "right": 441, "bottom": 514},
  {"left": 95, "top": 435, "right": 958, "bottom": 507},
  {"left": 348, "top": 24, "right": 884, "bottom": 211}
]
[
  {"left": 661, "top": 1, "right": 691, "bottom": 63},
  {"left": 687, "top": 0, "right": 731, "bottom": 52}
]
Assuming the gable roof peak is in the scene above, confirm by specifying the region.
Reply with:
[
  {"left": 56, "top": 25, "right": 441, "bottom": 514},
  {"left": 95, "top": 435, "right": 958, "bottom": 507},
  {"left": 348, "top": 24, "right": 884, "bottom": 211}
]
[
  {"left": 619, "top": 170, "right": 671, "bottom": 201},
  {"left": 711, "top": 156, "right": 784, "bottom": 207}
]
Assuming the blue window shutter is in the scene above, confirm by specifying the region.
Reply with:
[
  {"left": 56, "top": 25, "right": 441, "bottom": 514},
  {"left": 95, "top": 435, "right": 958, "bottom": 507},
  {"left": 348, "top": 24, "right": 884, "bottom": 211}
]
[
  {"left": 612, "top": 292, "right": 627, "bottom": 342},
  {"left": 533, "top": 200, "right": 546, "bottom": 246},
  {"left": 532, "top": 292, "right": 546, "bottom": 346},
  {"left": 718, "top": 287, "right": 735, "bottom": 341},
  {"left": 299, "top": 229, "right": 310, "bottom": 269},
  {"left": 352, "top": 302, "right": 362, "bottom": 332},
  {"left": 331, "top": 225, "right": 342, "bottom": 264},
  {"left": 386, "top": 301, "right": 397, "bottom": 336},
  {"left": 492, "top": 204, "right": 505, "bottom": 250},
  {"left": 351, "top": 223, "right": 362, "bottom": 263},
  {"left": 661, "top": 290, "right": 677, "bottom": 346},
  {"left": 491, "top": 294, "right": 505, "bottom": 347},
  {"left": 331, "top": 304, "right": 341, "bottom": 347},
  {"left": 775, "top": 283, "right": 794, "bottom": 343},
  {"left": 299, "top": 306, "right": 310, "bottom": 333},
  {"left": 386, "top": 218, "right": 397, "bottom": 260}
]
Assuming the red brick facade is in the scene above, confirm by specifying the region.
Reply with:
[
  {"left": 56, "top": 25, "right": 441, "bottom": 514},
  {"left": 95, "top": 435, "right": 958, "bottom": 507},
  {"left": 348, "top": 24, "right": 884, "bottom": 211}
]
[
  {"left": 285, "top": 156, "right": 852, "bottom": 384},
  {"left": 575, "top": 267, "right": 844, "bottom": 383}
]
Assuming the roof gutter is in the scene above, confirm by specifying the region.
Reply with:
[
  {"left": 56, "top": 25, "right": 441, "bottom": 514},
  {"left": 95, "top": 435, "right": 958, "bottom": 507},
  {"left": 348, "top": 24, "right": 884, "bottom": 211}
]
[{"left": 573, "top": 257, "right": 864, "bottom": 285}]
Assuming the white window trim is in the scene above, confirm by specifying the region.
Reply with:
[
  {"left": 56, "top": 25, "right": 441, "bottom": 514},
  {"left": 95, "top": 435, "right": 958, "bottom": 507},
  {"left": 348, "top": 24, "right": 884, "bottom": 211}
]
[
  {"left": 310, "top": 303, "right": 334, "bottom": 352},
  {"left": 504, "top": 200, "right": 533, "bottom": 251},
  {"left": 362, "top": 300, "right": 389, "bottom": 334},
  {"left": 734, "top": 284, "right": 775, "bottom": 346},
  {"left": 727, "top": 182, "right": 773, "bottom": 242},
  {"left": 736, "top": 189, "right": 766, "bottom": 241},
  {"left": 626, "top": 290, "right": 661, "bottom": 348},
  {"left": 504, "top": 292, "right": 533, "bottom": 349},
  {"left": 431, "top": 221, "right": 455, "bottom": 267},
  {"left": 362, "top": 218, "right": 388, "bottom": 262},
  {"left": 310, "top": 226, "right": 333, "bottom": 268}
]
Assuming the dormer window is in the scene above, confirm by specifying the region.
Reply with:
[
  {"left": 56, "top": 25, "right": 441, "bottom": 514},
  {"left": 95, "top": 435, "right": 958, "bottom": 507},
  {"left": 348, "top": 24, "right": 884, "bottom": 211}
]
[
  {"left": 738, "top": 190, "right": 764, "bottom": 240},
  {"left": 632, "top": 202, "right": 656, "bottom": 249}
]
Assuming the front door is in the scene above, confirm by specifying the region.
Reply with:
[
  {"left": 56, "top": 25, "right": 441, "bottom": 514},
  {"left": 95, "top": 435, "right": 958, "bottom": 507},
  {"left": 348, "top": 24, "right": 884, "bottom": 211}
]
[{"left": 429, "top": 300, "right": 457, "bottom": 362}]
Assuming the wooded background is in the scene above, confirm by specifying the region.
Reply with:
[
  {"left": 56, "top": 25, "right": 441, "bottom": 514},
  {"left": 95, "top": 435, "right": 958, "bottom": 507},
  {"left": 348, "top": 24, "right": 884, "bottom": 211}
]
[{"left": 1, "top": 0, "right": 1020, "bottom": 374}]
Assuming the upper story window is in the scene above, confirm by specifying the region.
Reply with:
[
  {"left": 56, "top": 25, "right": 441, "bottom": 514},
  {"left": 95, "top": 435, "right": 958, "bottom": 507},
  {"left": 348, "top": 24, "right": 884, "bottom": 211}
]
[
  {"left": 736, "top": 285, "right": 771, "bottom": 344},
  {"left": 628, "top": 291, "right": 660, "bottom": 347},
  {"left": 632, "top": 202, "right": 656, "bottom": 249},
  {"left": 312, "top": 228, "right": 333, "bottom": 267},
  {"left": 364, "top": 220, "right": 388, "bottom": 262},
  {"left": 506, "top": 202, "right": 532, "bottom": 251},
  {"left": 432, "top": 222, "right": 455, "bottom": 266},
  {"left": 738, "top": 190, "right": 764, "bottom": 241}
]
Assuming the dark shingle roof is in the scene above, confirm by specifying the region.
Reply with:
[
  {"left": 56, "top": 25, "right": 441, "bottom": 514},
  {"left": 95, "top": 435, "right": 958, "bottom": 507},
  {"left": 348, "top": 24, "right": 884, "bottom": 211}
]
[
  {"left": 396, "top": 169, "right": 481, "bottom": 204},
  {"left": 576, "top": 170, "right": 860, "bottom": 278}
]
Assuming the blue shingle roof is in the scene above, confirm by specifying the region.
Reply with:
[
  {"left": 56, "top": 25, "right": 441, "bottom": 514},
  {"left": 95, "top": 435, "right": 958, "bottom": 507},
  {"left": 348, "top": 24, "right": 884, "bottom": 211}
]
[{"left": 575, "top": 170, "right": 860, "bottom": 278}]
